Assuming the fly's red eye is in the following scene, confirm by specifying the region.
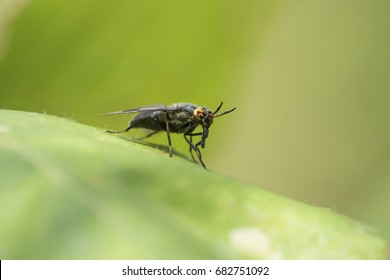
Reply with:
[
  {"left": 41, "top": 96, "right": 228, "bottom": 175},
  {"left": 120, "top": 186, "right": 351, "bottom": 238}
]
[{"left": 193, "top": 107, "right": 206, "bottom": 120}]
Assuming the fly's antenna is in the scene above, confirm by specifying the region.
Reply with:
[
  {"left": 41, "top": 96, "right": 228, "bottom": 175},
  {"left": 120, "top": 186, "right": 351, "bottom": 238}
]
[
  {"left": 212, "top": 101, "right": 236, "bottom": 118},
  {"left": 212, "top": 102, "right": 224, "bottom": 115}
]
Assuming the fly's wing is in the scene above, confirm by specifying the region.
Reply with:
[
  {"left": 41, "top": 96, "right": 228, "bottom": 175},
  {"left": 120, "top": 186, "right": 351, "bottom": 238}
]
[{"left": 100, "top": 104, "right": 167, "bottom": 116}]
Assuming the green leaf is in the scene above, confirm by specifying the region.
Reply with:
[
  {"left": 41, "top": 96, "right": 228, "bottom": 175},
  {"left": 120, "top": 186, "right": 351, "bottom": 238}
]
[{"left": 0, "top": 110, "right": 387, "bottom": 259}]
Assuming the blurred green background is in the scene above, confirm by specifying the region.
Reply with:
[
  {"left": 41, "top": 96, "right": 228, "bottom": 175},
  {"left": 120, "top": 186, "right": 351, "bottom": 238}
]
[{"left": 1, "top": 0, "right": 389, "bottom": 245}]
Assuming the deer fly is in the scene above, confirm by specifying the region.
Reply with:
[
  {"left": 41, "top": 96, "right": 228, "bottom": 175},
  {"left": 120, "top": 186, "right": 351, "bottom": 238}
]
[{"left": 101, "top": 102, "right": 236, "bottom": 169}]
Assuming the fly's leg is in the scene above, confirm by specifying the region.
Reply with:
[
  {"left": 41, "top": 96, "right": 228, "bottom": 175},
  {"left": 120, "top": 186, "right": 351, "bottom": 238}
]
[
  {"left": 106, "top": 124, "right": 134, "bottom": 134},
  {"left": 184, "top": 132, "right": 207, "bottom": 169},
  {"left": 165, "top": 122, "right": 173, "bottom": 157},
  {"left": 107, "top": 116, "right": 159, "bottom": 139},
  {"left": 188, "top": 135, "right": 199, "bottom": 162},
  {"left": 134, "top": 130, "right": 159, "bottom": 140},
  {"left": 189, "top": 135, "right": 195, "bottom": 162},
  {"left": 187, "top": 132, "right": 202, "bottom": 162}
]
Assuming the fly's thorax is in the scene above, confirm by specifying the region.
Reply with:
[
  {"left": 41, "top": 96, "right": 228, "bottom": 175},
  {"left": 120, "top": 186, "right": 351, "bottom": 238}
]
[
  {"left": 171, "top": 102, "right": 197, "bottom": 113},
  {"left": 166, "top": 106, "right": 199, "bottom": 133}
]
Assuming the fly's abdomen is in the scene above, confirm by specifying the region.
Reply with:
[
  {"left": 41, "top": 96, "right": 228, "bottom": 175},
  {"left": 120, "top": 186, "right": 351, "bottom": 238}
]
[{"left": 130, "top": 111, "right": 166, "bottom": 131}]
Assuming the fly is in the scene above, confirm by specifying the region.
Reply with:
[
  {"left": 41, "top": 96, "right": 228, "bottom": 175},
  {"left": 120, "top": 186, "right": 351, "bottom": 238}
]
[{"left": 101, "top": 102, "right": 236, "bottom": 169}]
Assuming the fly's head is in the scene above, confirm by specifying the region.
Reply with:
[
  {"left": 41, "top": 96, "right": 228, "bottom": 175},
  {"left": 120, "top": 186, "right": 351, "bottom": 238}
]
[
  {"left": 193, "top": 106, "right": 213, "bottom": 128},
  {"left": 193, "top": 102, "right": 237, "bottom": 129},
  {"left": 193, "top": 102, "right": 237, "bottom": 149}
]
